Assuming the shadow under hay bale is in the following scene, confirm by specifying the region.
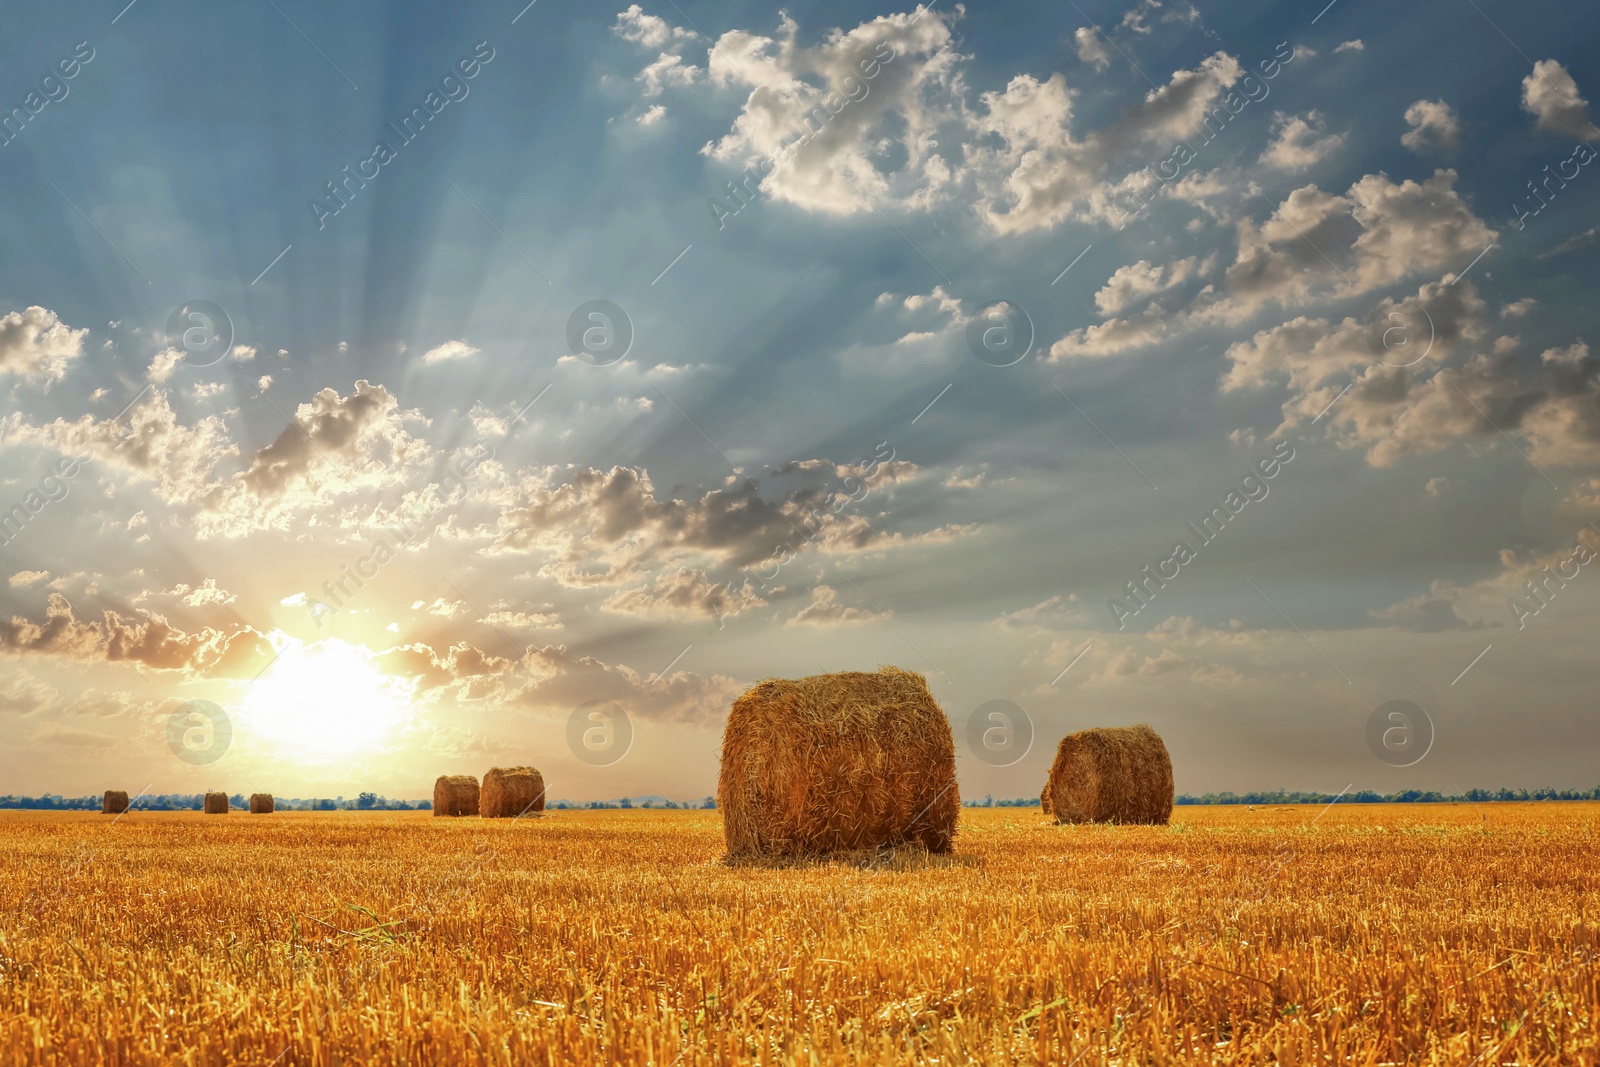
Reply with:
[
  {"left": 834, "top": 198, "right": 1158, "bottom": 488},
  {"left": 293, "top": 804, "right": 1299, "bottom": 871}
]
[
  {"left": 1046, "top": 723, "right": 1173, "bottom": 825},
  {"left": 723, "top": 841, "right": 985, "bottom": 871},
  {"left": 433, "top": 775, "right": 479, "bottom": 817},
  {"left": 203, "top": 792, "right": 229, "bottom": 815},
  {"left": 249, "top": 793, "right": 274, "bottom": 814},
  {"left": 102, "top": 790, "right": 128, "bottom": 815},
  {"left": 1040, "top": 781, "right": 1053, "bottom": 817},
  {"left": 480, "top": 766, "right": 545, "bottom": 818},
  {"left": 718, "top": 666, "right": 960, "bottom": 860}
]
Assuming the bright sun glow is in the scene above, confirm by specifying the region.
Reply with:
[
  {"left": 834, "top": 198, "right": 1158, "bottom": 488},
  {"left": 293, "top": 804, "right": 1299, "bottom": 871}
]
[{"left": 242, "top": 638, "right": 408, "bottom": 755}]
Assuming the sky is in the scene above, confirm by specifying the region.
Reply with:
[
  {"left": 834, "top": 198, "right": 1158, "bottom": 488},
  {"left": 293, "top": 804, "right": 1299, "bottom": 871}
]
[{"left": 1, "top": 0, "right": 1598, "bottom": 803}]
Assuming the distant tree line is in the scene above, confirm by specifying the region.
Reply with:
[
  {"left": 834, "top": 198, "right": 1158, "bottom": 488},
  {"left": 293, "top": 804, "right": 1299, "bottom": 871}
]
[
  {"left": 11, "top": 789, "right": 1594, "bottom": 812},
  {"left": 0, "top": 792, "right": 429, "bottom": 811},
  {"left": 1175, "top": 787, "right": 1600, "bottom": 805},
  {"left": 0, "top": 792, "right": 722, "bottom": 810}
]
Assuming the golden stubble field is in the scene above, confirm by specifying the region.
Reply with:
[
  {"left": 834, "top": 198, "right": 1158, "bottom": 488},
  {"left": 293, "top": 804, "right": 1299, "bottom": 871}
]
[{"left": 1, "top": 804, "right": 1597, "bottom": 1065}]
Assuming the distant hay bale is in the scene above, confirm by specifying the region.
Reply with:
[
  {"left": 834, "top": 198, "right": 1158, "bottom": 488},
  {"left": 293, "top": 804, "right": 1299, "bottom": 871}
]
[
  {"left": 203, "top": 792, "right": 229, "bottom": 815},
  {"left": 433, "top": 775, "right": 479, "bottom": 817},
  {"left": 480, "top": 766, "right": 545, "bottom": 818},
  {"left": 1040, "top": 781, "right": 1053, "bottom": 816},
  {"left": 249, "top": 793, "right": 274, "bottom": 814},
  {"left": 718, "top": 666, "right": 960, "bottom": 859},
  {"left": 1046, "top": 724, "right": 1173, "bottom": 825},
  {"left": 102, "top": 790, "right": 129, "bottom": 815}
]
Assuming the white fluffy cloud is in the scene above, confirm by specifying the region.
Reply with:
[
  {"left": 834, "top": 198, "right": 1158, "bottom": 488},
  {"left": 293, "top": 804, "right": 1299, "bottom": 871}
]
[
  {"left": 1522, "top": 59, "right": 1600, "bottom": 141},
  {"left": 1051, "top": 170, "right": 1497, "bottom": 359},
  {"left": 789, "top": 584, "right": 875, "bottom": 626},
  {"left": 1401, "top": 99, "right": 1460, "bottom": 155},
  {"left": 421, "top": 340, "right": 480, "bottom": 365},
  {"left": 1259, "top": 111, "right": 1346, "bottom": 172},
  {"left": 0, "top": 307, "right": 87, "bottom": 383}
]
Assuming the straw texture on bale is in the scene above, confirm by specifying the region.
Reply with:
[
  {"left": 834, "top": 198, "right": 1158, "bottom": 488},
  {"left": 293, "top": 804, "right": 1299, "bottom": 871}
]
[
  {"left": 480, "top": 766, "right": 545, "bottom": 818},
  {"left": 1040, "top": 782, "right": 1053, "bottom": 816},
  {"left": 249, "top": 793, "right": 274, "bottom": 814},
  {"left": 718, "top": 666, "right": 959, "bottom": 858},
  {"left": 433, "top": 775, "right": 480, "bottom": 817},
  {"left": 203, "top": 792, "right": 229, "bottom": 815},
  {"left": 102, "top": 790, "right": 129, "bottom": 815},
  {"left": 1046, "top": 724, "right": 1173, "bottom": 825}
]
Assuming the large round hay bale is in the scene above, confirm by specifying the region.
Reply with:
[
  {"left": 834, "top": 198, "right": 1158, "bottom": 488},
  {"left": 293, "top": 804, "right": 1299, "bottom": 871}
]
[
  {"left": 1046, "top": 724, "right": 1173, "bottom": 824},
  {"left": 481, "top": 766, "right": 545, "bottom": 818},
  {"left": 249, "top": 793, "right": 274, "bottom": 814},
  {"left": 718, "top": 666, "right": 959, "bottom": 858},
  {"left": 433, "top": 775, "right": 479, "bottom": 817},
  {"left": 203, "top": 792, "right": 229, "bottom": 814},
  {"left": 1040, "top": 781, "right": 1053, "bottom": 816},
  {"left": 102, "top": 790, "right": 129, "bottom": 815}
]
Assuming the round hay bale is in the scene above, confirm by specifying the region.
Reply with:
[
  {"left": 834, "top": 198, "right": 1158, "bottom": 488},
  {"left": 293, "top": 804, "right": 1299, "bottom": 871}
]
[
  {"left": 102, "top": 790, "right": 129, "bottom": 815},
  {"left": 481, "top": 766, "right": 545, "bottom": 818},
  {"left": 203, "top": 791, "right": 229, "bottom": 814},
  {"left": 249, "top": 793, "right": 274, "bottom": 814},
  {"left": 1040, "top": 781, "right": 1053, "bottom": 816},
  {"left": 433, "top": 775, "right": 480, "bottom": 817},
  {"left": 1046, "top": 723, "right": 1173, "bottom": 825},
  {"left": 717, "top": 666, "right": 960, "bottom": 859}
]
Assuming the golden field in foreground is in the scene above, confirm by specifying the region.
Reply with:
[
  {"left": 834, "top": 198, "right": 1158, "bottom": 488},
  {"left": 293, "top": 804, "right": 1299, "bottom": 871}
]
[{"left": 1, "top": 804, "right": 1597, "bottom": 1065}]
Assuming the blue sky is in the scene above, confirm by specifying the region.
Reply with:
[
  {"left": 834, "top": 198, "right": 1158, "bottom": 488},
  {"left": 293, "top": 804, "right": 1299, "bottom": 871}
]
[{"left": 2, "top": 0, "right": 1598, "bottom": 802}]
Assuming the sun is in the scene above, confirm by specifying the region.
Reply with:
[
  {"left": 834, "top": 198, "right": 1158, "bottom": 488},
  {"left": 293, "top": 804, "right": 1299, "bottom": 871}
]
[{"left": 241, "top": 638, "right": 409, "bottom": 755}]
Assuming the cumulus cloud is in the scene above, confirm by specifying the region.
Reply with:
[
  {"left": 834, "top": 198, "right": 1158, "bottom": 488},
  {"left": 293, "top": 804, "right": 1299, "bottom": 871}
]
[
  {"left": 1224, "top": 278, "right": 1489, "bottom": 392},
  {"left": 1074, "top": 27, "right": 1111, "bottom": 71},
  {"left": 1333, "top": 40, "right": 1363, "bottom": 54},
  {"left": 0, "top": 592, "right": 274, "bottom": 676},
  {"left": 1301, "top": 342, "right": 1600, "bottom": 468},
  {"left": 1051, "top": 170, "right": 1497, "bottom": 359},
  {"left": 1522, "top": 59, "right": 1600, "bottom": 141},
  {"left": 421, "top": 340, "right": 480, "bottom": 365},
  {"left": 0, "top": 307, "right": 87, "bottom": 383},
  {"left": 239, "top": 380, "right": 409, "bottom": 498},
  {"left": 484, "top": 462, "right": 968, "bottom": 589},
  {"left": 9, "top": 570, "right": 49, "bottom": 588},
  {"left": 1401, "top": 99, "right": 1460, "bottom": 155},
  {"left": 166, "top": 579, "right": 237, "bottom": 607},
  {"left": 603, "top": 567, "right": 767, "bottom": 621},
  {"left": 622, "top": 4, "right": 1255, "bottom": 235},
  {"left": 788, "top": 584, "right": 875, "bottom": 626},
  {"left": 1259, "top": 110, "right": 1346, "bottom": 172},
  {"left": 1093, "top": 256, "right": 1203, "bottom": 316}
]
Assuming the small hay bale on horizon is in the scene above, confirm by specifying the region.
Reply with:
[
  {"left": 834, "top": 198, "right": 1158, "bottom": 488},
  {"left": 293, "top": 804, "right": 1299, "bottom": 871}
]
[
  {"left": 249, "top": 793, "right": 274, "bottom": 814},
  {"left": 1046, "top": 724, "right": 1173, "bottom": 825},
  {"left": 481, "top": 766, "right": 545, "bottom": 818},
  {"left": 102, "top": 790, "right": 129, "bottom": 815},
  {"left": 203, "top": 792, "right": 229, "bottom": 815},
  {"left": 1040, "top": 781, "right": 1053, "bottom": 816},
  {"left": 718, "top": 666, "right": 959, "bottom": 860},
  {"left": 433, "top": 775, "right": 480, "bottom": 817}
]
